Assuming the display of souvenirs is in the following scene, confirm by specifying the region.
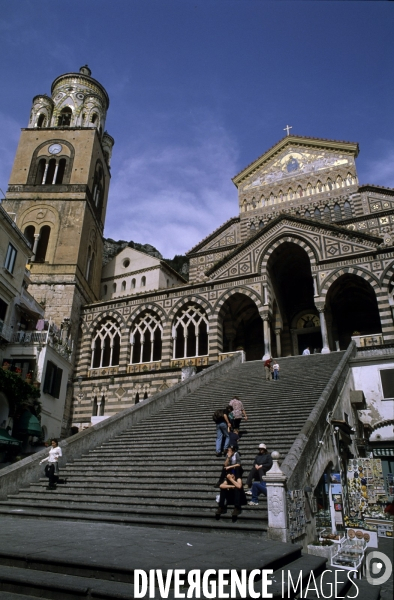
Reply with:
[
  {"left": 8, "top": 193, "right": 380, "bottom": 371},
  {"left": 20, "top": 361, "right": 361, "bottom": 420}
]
[
  {"left": 318, "top": 529, "right": 345, "bottom": 544},
  {"left": 331, "top": 538, "right": 365, "bottom": 572},
  {"left": 347, "top": 458, "right": 387, "bottom": 519},
  {"left": 288, "top": 489, "right": 307, "bottom": 540},
  {"left": 316, "top": 508, "right": 332, "bottom": 529},
  {"left": 386, "top": 473, "right": 394, "bottom": 497}
]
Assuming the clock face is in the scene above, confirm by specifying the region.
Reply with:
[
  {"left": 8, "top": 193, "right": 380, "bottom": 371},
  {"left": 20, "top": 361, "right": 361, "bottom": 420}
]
[{"left": 48, "top": 143, "right": 62, "bottom": 155}]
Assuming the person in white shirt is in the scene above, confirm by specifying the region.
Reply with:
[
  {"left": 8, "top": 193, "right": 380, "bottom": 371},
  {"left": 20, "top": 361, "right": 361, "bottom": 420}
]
[
  {"left": 302, "top": 347, "right": 310, "bottom": 355},
  {"left": 40, "top": 439, "right": 62, "bottom": 490}
]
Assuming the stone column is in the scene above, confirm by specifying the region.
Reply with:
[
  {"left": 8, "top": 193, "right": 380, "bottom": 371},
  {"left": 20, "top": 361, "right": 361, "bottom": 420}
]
[
  {"left": 274, "top": 328, "right": 282, "bottom": 357},
  {"left": 31, "top": 233, "right": 40, "bottom": 261},
  {"left": 318, "top": 308, "right": 330, "bottom": 354},
  {"left": 263, "top": 451, "right": 289, "bottom": 543},
  {"left": 263, "top": 316, "right": 271, "bottom": 360}
]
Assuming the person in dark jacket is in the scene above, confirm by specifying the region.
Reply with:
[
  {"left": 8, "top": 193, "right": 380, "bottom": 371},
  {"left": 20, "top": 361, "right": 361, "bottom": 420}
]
[
  {"left": 216, "top": 465, "right": 247, "bottom": 518},
  {"left": 245, "top": 443, "right": 273, "bottom": 489}
]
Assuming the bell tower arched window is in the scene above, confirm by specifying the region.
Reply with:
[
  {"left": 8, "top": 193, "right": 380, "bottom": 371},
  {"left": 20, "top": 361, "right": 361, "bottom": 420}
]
[
  {"left": 92, "top": 161, "right": 104, "bottom": 212},
  {"left": 57, "top": 107, "right": 72, "bottom": 127},
  {"left": 24, "top": 225, "right": 35, "bottom": 248},
  {"left": 91, "top": 320, "right": 121, "bottom": 369},
  {"left": 35, "top": 226, "right": 50, "bottom": 262},
  {"left": 36, "top": 114, "right": 46, "bottom": 128},
  {"left": 344, "top": 200, "right": 353, "bottom": 219}
]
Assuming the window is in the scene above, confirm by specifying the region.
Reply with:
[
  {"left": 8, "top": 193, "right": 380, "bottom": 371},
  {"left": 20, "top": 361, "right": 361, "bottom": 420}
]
[
  {"left": 380, "top": 369, "right": 394, "bottom": 399},
  {"left": 141, "top": 276, "right": 146, "bottom": 287},
  {"left": 43, "top": 360, "right": 63, "bottom": 398},
  {"left": 35, "top": 226, "right": 50, "bottom": 263},
  {"left": 24, "top": 225, "right": 35, "bottom": 248},
  {"left": 130, "top": 311, "right": 163, "bottom": 364},
  {"left": 323, "top": 206, "right": 332, "bottom": 222},
  {"left": 314, "top": 207, "right": 321, "bottom": 220},
  {"left": 36, "top": 114, "right": 46, "bottom": 128},
  {"left": 131, "top": 278, "right": 136, "bottom": 289},
  {"left": 334, "top": 203, "right": 342, "bottom": 221},
  {"left": 121, "top": 281, "right": 126, "bottom": 291},
  {"left": 4, "top": 244, "right": 17, "bottom": 273},
  {"left": 91, "top": 320, "right": 121, "bottom": 368},
  {"left": 0, "top": 298, "right": 8, "bottom": 321},
  {"left": 172, "top": 303, "right": 209, "bottom": 359},
  {"left": 57, "top": 107, "right": 72, "bottom": 127},
  {"left": 344, "top": 201, "right": 353, "bottom": 219}
]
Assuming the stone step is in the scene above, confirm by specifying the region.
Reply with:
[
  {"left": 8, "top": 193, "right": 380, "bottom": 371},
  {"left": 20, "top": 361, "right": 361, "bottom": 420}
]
[{"left": 0, "top": 507, "right": 267, "bottom": 535}]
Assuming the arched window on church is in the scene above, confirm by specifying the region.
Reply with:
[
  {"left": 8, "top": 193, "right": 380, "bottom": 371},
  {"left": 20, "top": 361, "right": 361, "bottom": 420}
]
[
  {"left": 278, "top": 190, "right": 283, "bottom": 202},
  {"left": 346, "top": 173, "right": 354, "bottom": 186},
  {"left": 130, "top": 311, "right": 163, "bottom": 364},
  {"left": 336, "top": 175, "right": 343, "bottom": 189},
  {"left": 99, "top": 396, "right": 105, "bottom": 416},
  {"left": 92, "top": 162, "right": 104, "bottom": 211},
  {"left": 317, "top": 181, "right": 323, "bottom": 193},
  {"left": 24, "top": 225, "right": 35, "bottom": 249},
  {"left": 35, "top": 158, "right": 46, "bottom": 184},
  {"left": 314, "top": 207, "right": 322, "bottom": 220},
  {"left": 86, "top": 247, "right": 95, "bottom": 285},
  {"left": 121, "top": 280, "right": 126, "bottom": 291},
  {"left": 92, "top": 396, "right": 98, "bottom": 417},
  {"left": 334, "top": 203, "right": 342, "bottom": 221},
  {"left": 55, "top": 158, "right": 66, "bottom": 184},
  {"left": 288, "top": 188, "right": 293, "bottom": 200},
  {"left": 141, "top": 276, "right": 146, "bottom": 287},
  {"left": 91, "top": 320, "right": 121, "bottom": 369},
  {"left": 36, "top": 114, "right": 46, "bottom": 128},
  {"left": 297, "top": 186, "right": 303, "bottom": 198},
  {"left": 260, "top": 196, "right": 265, "bottom": 207},
  {"left": 91, "top": 113, "right": 98, "bottom": 125},
  {"left": 172, "top": 303, "right": 209, "bottom": 359},
  {"left": 57, "top": 107, "right": 72, "bottom": 127},
  {"left": 306, "top": 183, "right": 312, "bottom": 196},
  {"left": 344, "top": 200, "right": 353, "bottom": 219},
  {"left": 326, "top": 178, "right": 333, "bottom": 191},
  {"left": 46, "top": 158, "right": 56, "bottom": 184},
  {"left": 304, "top": 210, "right": 311, "bottom": 218},
  {"left": 143, "top": 391, "right": 148, "bottom": 400},
  {"left": 323, "top": 205, "right": 332, "bottom": 223},
  {"left": 258, "top": 220, "right": 264, "bottom": 229},
  {"left": 113, "top": 283, "right": 117, "bottom": 293},
  {"left": 35, "top": 226, "right": 50, "bottom": 262},
  {"left": 135, "top": 392, "right": 140, "bottom": 404},
  {"left": 131, "top": 278, "right": 136, "bottom": 289}
]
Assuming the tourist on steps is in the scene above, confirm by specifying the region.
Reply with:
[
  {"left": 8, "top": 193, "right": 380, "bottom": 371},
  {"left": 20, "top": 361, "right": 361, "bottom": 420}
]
[
  {"left": 302, "top": 347, "right": 310, "bottom": 355},
  {"left": 272, "top": 361, "right": 280, "bottom": 380},
  {"left": 39, "top": 438, "right": 62, "bottom": 490},
  {"left": 213, "top": 406, "right": 232, "bottom": 456},
  {"left": 215, "top": 446, "right": 242, "bottom": 487},
  {"left": 216, "top": 463, "right": 247, "bottom": 519},
  {"left": 228, "top": 427, "right": 240, "bottom": 451},
  {"left": 245, "top": 443, "right": 273, "bottom": 489},
  {"left": 263, "top": 357, "right": 273, "bottom": 381},
  {"left": 229, "top": 396, "right": 248, "bottom": 430}
]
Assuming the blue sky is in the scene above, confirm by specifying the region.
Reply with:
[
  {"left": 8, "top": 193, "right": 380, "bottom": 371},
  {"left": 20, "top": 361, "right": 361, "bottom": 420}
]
[{"left": 0, "top": 1, "right": 393, "bottom": 257}]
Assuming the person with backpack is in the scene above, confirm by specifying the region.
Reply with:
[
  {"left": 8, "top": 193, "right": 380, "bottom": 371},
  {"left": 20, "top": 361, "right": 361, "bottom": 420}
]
[{"left": 213, "top": 406, "right": 231, "bottom": 457}]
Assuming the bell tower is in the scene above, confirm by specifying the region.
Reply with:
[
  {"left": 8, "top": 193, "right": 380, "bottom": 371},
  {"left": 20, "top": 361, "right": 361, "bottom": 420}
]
[{"left": 3, "top": 65, "right": 114, "bottom": 338}]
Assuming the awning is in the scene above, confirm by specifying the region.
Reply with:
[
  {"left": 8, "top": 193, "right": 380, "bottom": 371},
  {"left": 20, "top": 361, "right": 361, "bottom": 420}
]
[
  {"left": 15, "top": 411, "right": 43, "bottom": 437},
  {"left": 0, "top": 429, "right": 22, "bottom": 447}
]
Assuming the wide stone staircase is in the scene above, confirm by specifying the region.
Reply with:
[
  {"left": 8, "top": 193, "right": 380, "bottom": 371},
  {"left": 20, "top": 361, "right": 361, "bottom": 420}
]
[
  {"left": 0, "top": 351, "right": 382, "bottom": 599},
  {"left": 0, "top": 352, "right": 346, "bottom": 535}
]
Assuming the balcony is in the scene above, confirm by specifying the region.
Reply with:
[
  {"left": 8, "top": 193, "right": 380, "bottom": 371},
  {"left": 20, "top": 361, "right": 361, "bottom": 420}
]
[{"left": 10, "top": 329, "right": 73, "bottom": 362}]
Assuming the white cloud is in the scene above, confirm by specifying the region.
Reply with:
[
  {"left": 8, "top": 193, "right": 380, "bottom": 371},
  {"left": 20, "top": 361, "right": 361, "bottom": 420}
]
[{"left": 105, "top": 112, "right": 239, "bottom": 257}]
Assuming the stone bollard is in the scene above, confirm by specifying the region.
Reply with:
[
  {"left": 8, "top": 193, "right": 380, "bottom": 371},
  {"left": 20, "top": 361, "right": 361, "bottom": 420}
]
[{"left": 263, "top": 451, "right": 289, "bottom": 543}]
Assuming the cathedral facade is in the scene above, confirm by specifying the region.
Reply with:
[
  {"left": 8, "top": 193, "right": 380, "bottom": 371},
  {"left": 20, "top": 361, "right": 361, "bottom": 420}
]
[{"left": 2, "top": 68, "right": 394, "bottom": 431}]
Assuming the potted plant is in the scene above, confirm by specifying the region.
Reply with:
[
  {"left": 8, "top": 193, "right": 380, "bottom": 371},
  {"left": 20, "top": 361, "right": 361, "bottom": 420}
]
[{"left": 2, "top": 362, "right": 10, "bottom": 371}]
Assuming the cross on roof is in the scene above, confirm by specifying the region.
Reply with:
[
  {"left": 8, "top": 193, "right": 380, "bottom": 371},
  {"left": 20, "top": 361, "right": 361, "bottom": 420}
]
[{"left": 283, "top": 125, "right": 292, "bottom": 136}]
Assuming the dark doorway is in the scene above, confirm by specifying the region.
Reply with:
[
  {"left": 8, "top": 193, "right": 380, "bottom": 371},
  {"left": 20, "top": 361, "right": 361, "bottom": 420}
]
[
  {"left": 220, "top": 293, "right": 264, "bottom": 361},
  {"left": 327, "top": 274, "right": 382, "bottom": 349},
  {"left": 267, "top": 242, "right": 318, "bottom": 355}
]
